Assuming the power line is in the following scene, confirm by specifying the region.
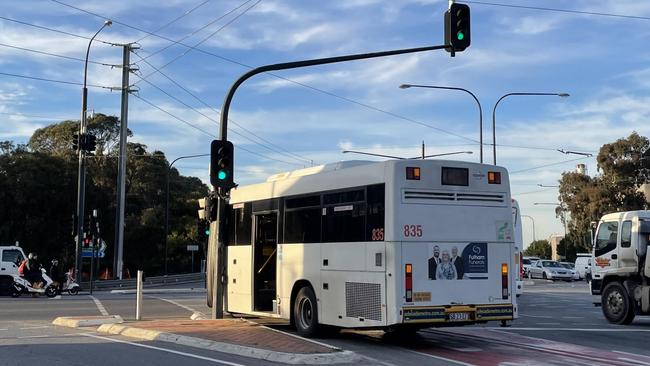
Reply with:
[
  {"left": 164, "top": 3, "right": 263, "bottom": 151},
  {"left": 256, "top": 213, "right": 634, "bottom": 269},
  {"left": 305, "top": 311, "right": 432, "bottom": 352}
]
[
  {"left": 0, "top": 111, "right": 73, "bottom": 120},
  {"left": 510, "top": 156, "right": 589, "bottom": 174},
  {"left": 136, "top": 0, "right": 254, "bottom": 63},
  {"left": 48, "top": 0, "right": 480, "bottom": 145},
  {"left": 0, "top": 71, "right": 117, "bottom": 89},
  {"left": 131, "top": 93, "right": 303, "bottom": 167},
  {"left": 464, "top": 1, "right": 650, "bottom": 21},
  {"left": 132, "top": 51, "right": 314, "bottom": 164},
  {"left": 0, "top": 15, "right": 119, "bottom": 46},
  {"left": 135, "top": 0, "right": 213, "bottom": 43},
  {"left": 135, "top": 0, "right": 261, "bottom": 83},
  {"left": 0, "top": 41, "right": 118, "bottom": 66}
]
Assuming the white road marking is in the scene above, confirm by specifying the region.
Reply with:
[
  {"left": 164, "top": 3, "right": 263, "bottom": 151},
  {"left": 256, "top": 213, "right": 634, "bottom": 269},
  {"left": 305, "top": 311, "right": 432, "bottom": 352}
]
[
  {"left": 561, "top": 316, "right": 585, "bottom": 319},
  {"left": 82, "top": 333, "right": 247, "bottom": 366},
  {"left": 404, "top": 349, "right": 477, "bottom": 366},
  {"left": 612, "top": 350, "right": 650, "bottom": 364},
  {"left": 0, "top": 329, "right": 8, "bottom": 331},
  {"left": 19, "top": 326, "right": 48, "bottom": 330},
  {"left": 499, "top": 327, "right": 650, "bottom": 332},
  {"left": 147, "top": 296, "right": 198, "bottom": 314},
  {"left": 615, "top": 358, "right": 650, "bottom": 366},
  {"left": 89, "top": 295, "right": 109, "bottom": 316},
  {"left": 520, "top": 314, "right": 552, "bottom": 319},
  {"left": 535, "top": 322, "right": 562, "bottom": 325}
]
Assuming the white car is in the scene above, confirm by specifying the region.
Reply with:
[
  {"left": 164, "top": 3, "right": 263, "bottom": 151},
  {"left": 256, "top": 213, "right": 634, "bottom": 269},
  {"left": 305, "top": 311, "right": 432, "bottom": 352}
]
[
  {"left": 528, "top": 260, "right": 574, "bottom": 281},
  {"left": 559, "top": 262, "right": 580, "bottom": 280},
  {"left": 522, "top": 256, "right": 539, "bottom": 278}
]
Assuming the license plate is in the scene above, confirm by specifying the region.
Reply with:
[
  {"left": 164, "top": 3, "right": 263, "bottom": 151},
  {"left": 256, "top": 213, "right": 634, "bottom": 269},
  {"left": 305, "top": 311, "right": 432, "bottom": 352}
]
[{"left": 448, "top": 312, "right": 470, "bottom": 322}]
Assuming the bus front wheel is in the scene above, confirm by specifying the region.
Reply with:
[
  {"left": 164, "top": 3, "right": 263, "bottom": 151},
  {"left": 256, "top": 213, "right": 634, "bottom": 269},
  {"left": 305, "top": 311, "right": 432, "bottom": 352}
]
[{"left": 294, "top": 286, "right": 319, "bottom": 337}]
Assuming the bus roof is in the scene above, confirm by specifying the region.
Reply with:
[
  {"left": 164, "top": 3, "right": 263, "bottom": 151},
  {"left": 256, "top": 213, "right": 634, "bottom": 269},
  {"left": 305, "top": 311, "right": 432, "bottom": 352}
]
[{"left": 230, "top": 159, "right": 508, "bottom": 204}]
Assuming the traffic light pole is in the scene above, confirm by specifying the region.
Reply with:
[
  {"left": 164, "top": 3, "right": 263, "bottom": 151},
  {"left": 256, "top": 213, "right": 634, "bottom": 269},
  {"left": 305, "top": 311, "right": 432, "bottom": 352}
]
[{"left": 210, "top": 43, "right": 451, "bottom": 318}]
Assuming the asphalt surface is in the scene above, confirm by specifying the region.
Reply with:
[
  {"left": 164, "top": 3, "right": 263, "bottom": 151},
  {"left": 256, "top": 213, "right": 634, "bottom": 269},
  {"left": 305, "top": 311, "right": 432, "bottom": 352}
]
[{"left": 2, "top": 279, "right": 650, "bottom": 365}]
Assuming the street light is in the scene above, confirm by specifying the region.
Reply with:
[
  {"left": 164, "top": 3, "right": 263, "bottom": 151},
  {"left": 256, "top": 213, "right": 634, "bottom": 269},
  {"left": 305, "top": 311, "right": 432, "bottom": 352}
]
[
  {"left": 492, "top": 92, "right": 569, "bottom": 165},
  {"left": 537, "top": 184, "right": 559, "bottom": 188},
  {"left": 399, "top": 83, "right": 483, "bottom": 163},
  {"left": 521, "top": 214, "right": 536, "bottom": 242},
  {"left": 165, "top": 153, "right": 210, "bottom": 275},
  {"left": 75, "top": 20, "right": 112, "bottom": 283}
]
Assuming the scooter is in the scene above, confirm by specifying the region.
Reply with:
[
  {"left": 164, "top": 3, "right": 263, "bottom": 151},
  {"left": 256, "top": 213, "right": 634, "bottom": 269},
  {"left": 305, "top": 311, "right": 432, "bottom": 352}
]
[
  {"left": 11, "top": 268, "right": 58, "bottom": 298},
  {"left": 61, "top": 272, "right": 81, "bottom": 295}
]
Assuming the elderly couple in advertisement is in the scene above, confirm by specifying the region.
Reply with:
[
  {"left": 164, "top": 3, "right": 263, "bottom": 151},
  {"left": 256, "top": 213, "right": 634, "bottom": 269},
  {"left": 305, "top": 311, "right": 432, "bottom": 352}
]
[{"left": 428, "top": 245, "right": 464, "bottom": 280}]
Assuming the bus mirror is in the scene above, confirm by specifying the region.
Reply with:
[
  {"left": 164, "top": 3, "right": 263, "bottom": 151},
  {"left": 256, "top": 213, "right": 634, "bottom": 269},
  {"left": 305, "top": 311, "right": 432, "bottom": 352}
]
[{"left": 590, "top": 221, "right": 598, "bottom": 245}]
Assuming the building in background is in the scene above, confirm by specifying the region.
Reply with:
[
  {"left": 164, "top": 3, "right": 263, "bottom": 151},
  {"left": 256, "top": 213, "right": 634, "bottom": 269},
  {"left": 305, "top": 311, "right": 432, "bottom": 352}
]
[{"left": 549, "top": 234, "right": 564, "bottom": 261}]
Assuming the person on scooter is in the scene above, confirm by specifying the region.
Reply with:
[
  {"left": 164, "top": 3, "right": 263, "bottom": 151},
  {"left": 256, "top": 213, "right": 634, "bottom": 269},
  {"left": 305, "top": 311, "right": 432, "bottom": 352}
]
[
  {"left": 24, "top": 252, "right": 43, "bottom": 288},
  {"left": 49, "top": 259, "right": 63, "bottom": 294}
]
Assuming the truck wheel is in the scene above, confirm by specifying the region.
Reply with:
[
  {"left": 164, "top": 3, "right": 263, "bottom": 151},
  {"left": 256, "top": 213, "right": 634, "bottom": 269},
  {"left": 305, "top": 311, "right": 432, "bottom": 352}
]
[
  {"left": 294, "top": 286, "right": 319, "bottom": 337},
  {"left": 602, "top": 282, "right": 635, "bottom": 325}
]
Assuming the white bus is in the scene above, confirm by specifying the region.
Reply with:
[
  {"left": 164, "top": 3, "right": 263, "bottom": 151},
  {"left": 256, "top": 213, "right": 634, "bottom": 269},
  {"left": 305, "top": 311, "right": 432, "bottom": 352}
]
[{"left": 222, "top": 159, "right": 518, "bottom": 336}]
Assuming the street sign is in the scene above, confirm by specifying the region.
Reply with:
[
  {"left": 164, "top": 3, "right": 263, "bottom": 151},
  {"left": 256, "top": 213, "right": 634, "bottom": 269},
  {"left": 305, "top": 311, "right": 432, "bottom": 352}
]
[
  {"left": 187, "top": 245, "right": 199, "bottom": 252},
  {"left": 82, "top": 239, "right": 107, "bottom": 258}
]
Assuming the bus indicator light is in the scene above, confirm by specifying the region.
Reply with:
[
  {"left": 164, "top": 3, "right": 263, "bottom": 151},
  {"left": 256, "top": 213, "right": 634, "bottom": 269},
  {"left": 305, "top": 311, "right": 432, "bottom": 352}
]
[
  {"left": 488, "top": 171, "right": 501, "bottom": 184},
  {"left": 406, "top": 167, "right": 421, "bottom": 180},
  {"left": 501, "top": 263, "right": 509, "bottom": 299},
  {"left": 405, "top": 263, "right": 413, "bottom": 302}
]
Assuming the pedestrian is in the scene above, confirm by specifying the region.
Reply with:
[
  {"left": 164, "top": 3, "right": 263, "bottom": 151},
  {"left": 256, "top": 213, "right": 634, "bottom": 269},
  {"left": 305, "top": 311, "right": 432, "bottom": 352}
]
[{"left": 49, "top": 259, "right": 63, "bottom": 294}]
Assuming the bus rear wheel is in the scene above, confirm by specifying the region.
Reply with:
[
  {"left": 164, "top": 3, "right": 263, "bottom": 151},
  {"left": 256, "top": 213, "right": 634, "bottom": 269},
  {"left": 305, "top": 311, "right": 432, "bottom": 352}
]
[{"left": 294, "top": 286, "right": 319, "bottom": 337}]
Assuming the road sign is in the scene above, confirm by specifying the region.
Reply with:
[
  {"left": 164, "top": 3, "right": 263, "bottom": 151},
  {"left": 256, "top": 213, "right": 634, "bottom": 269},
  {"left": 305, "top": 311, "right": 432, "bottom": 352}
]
[
  {"left": 82, "top": 239, "right": 107, "bottom": 258},
  {"left": 187, "top": 245, "right": 199, "bottom": 252}
]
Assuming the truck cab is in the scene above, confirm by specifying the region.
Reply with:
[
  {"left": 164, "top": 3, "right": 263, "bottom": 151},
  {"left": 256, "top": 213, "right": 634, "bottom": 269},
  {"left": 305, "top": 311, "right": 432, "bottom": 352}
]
[
  {"left": 591, "top": 211, "right": 650, "bottom": 324},
  {"left": 0, "top": 245, "right": 27, "bottom": 294}
]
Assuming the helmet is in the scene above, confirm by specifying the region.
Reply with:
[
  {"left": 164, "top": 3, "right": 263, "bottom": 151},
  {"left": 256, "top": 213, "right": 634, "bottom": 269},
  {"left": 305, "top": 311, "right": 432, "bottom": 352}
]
[
  {"left": 52, "top": 259, "right": 59, "bottom": 264},
  {"left": 28, "top": 252, "right": 35, "bottom": 259}
]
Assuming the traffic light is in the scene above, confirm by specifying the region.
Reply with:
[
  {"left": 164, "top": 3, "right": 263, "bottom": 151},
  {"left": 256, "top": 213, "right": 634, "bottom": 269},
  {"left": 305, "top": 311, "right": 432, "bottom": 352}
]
[
  {"left": 210, "top": 140, "right": 235, "bottom": 191},
  {"left": 72, "top": 133, "right": 80, "bottom": 151},
  {"left": 445, "top": 3, "right": 471, "bottom": 52},
  {"left": 197, "top": 220, "right": 209, "bottom": 239},
  {"left": 84, "top": 134, "right": 97, "bottom": 153}
]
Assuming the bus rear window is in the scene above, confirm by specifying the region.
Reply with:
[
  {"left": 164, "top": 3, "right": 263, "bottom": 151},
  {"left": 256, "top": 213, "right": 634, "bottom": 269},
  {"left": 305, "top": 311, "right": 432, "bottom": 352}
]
[{"left": 441, "top": 167, "right": 468, "bottom": 186}]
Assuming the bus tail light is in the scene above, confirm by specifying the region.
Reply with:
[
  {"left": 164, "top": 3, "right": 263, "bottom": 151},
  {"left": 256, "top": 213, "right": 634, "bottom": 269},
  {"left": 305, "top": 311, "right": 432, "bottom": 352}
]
[
  {"left": 501, "top": 263, "right": 509, "bottom": 299},
  {"left": 405, "top": 263, "right": 413, "bottom": 302},
  {"left": 488, "top": 171, "right": 501, "bottom": 184},
  {"left": 406, "top": 167, "right": 421, "bottom": 180}
]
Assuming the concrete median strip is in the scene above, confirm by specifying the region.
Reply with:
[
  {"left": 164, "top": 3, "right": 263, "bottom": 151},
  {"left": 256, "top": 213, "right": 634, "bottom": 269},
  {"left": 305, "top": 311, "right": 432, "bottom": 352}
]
[
  {"left": 97, "top": 323, "right": 359, "bottom": 365},
  {"left": 52, "top": 315, "right": 123, "bottom": 328}
]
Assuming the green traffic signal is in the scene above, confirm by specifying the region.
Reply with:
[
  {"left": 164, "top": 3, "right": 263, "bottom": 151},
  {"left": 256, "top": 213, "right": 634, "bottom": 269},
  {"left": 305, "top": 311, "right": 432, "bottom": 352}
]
[
  {"left": 205, "top": 229, "right": 210, "bottom": 235},
  {"left": 218, "top": 170, "right": 227, "bottom": 180},
  {"left": 457, "top": 31, "right": 464, "bottom": 41}
]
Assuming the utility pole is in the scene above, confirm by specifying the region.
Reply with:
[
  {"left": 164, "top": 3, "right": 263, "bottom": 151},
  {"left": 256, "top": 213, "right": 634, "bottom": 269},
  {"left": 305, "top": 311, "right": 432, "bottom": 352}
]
[{"left": 113, "top": 43, "right": 138, "bottom": 280}]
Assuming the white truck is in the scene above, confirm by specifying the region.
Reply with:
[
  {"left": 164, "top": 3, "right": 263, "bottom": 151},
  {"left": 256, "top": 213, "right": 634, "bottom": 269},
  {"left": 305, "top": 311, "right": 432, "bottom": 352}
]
[
  {"left": 590, "top": 211, "right": 650, "bottom": 324},
  {"left": 0, "top": 245, "right": 27, "bottom": 294}
]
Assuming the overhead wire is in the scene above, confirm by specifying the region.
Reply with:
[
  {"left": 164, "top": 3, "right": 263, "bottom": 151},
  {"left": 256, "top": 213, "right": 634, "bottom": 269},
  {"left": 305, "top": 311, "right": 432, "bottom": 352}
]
[
  {"left": 135, "top": 0, "right": 262, "bottom": 83},
  {"left": 135, "top": 0, "right": 213, "bottom": 43},
  {"left": 0, "top": 71, "right": 117, "bottom": 89},
  {"left": 48, "top": 0, "right": 481, "bottom": 145},
  {"left": 136, "top": 0, "right": 255, "bottom": 64},
  {"left": 0, "top": 15, "right": 119, "bottom": 46},
  {"left": 464, "top": 1, "right": 650, "bottom": 21},
  {"left": 131, "top": 94, "right": 303, "bottom": 167},
  {"left": 0, "top": 41, "right": 118, "bottom": 66},
  {"left": 131, "top": 50, "right": 314, "bottom": 164},
  {"left": 510, "top": 156, "right": 590, "bottom": 174}
]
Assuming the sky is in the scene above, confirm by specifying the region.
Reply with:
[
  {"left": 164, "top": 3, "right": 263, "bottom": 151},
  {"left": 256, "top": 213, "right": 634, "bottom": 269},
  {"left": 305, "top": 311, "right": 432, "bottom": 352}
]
[{"left": 1, "top": 0, "right": 650, "bottom": 247}]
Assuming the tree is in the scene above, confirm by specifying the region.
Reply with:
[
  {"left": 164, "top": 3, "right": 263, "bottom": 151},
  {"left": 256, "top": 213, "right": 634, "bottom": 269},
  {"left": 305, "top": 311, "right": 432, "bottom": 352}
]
[
  {"left": 558, "top": 133, "right": 650, "bottom": 255},
  {"left": 524, "top": 240, "right": 551, "bottom": 258},
  {"left": 1, "top": 116, "right": 208, "bottom": 277}
]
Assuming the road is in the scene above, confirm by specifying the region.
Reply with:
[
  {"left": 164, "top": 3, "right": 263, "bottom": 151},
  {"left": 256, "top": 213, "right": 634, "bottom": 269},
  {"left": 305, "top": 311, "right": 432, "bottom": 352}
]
[{"left": 2, "top": 280, "right": 650, "bottom": 365}]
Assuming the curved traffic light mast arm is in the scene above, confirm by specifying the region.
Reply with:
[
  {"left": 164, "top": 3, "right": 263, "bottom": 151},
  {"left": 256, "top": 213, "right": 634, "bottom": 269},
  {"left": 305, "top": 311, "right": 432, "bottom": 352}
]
[{"left": 217, "top": 44, "right": 451, "bottom": 141}]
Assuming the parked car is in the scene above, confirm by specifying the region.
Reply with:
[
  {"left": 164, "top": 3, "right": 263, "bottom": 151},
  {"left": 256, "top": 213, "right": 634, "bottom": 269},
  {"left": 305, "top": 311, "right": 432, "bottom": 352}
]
[
  {"left": 574, "top": 254, "right": 592, "bottom": 280},
  {"left": 528, "top": 260, "right": 574, "bottom": 281},
  {"left": 559, "top": 262, "right": 580, "bottom": 280},
  {"left": 522, "top": 256, "right": 539, "bottom": 277}
]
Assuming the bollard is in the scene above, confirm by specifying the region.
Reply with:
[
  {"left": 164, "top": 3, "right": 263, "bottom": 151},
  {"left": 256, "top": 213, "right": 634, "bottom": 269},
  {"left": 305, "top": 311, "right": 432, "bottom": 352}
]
[{"left": 136, "top": 270, "right": 143, "bottom": 320}]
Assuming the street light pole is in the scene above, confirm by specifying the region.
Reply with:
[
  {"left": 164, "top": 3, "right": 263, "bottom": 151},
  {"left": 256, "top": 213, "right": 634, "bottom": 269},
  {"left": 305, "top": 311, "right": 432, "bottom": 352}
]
[
  {"left": 521, "top": 214, "right": 536, "bottom": 242},
  {"left": 399, "top": 84, "right": 483, "bottom": 163},
  {"left": 74, "top": 20, "right": 111, "bottom": 283},
  {"left": 165, "top": 153, "right": 210, "bottom": 275},
  {"left": 492, "top": 92, "right": 569, "bottom": 165}
]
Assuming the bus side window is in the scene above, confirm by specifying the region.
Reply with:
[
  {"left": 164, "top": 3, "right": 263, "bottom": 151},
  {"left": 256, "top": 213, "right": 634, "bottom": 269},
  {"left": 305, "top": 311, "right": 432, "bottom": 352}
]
[
  {"left": 228, "top": 203, "right": 252, "bottom": 246},
  {"left": 284, "top": 195, "right": 321, "bottom": 244},
  {"left": 366, "top": 184, "right": 385, "bottom": 241}
]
